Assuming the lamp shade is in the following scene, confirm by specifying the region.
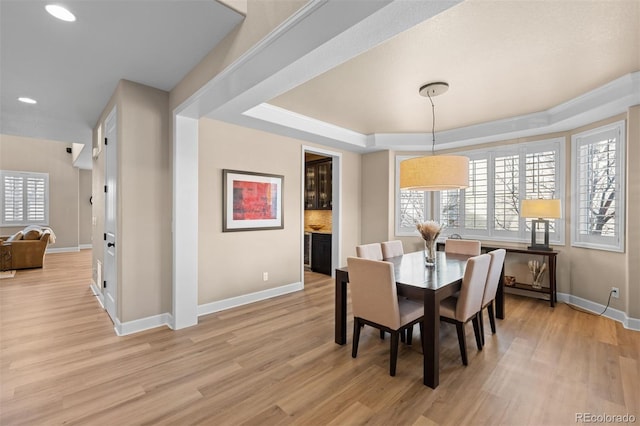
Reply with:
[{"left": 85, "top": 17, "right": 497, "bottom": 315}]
[
  {"left": 520, "top": 199, "right": 562, "bottom": 219},
  {"left": 400, "top": 155, "right": 469, "bottom": 191}
]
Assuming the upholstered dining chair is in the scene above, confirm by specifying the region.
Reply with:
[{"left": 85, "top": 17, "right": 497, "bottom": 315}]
[
  {"left": 356, "top": 243, "right": 383, "bottom": 260},
  {"left": 347, "top": 257, "right": 424, "bottom": 376},
  {"left": 479, "top": 249, "right": 506, "bottom": 344},
  {"left": 439, "top": 253, "right": 491, "bottom": 365},
  {"left": 444, "top": 238, "right": 481, "bottom": 256},
  {"left": 381, "top": 240, "right": 404, "bottom": 259}
]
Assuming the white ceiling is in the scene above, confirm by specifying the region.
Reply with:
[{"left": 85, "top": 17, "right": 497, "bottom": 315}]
[
  {"left": 0, "top": 0, "right": 244, "bottom": 168},
  {"left": 1, "top": 0, "right": 639, "bottom": 170},
  {"left": 270, "top": 0, "right": 640, "bottom": 135}
]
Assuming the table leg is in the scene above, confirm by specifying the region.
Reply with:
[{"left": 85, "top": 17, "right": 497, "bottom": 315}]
[
  {"left": 423, "top": 290, "right": 439, "bottom": 388},
  {"left": 335, "top": 269, "right": 348, "bottom": 345},
  {"left": 495, "top": 264, "right": 505, "bottom": 319},
  {"left": 549, "top": 255, "right": 557, "bottom": 307}
]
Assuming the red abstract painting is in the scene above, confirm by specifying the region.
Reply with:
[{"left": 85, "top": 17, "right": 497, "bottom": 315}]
[{"left": 232, "top": 181, "right": 277, "bottom": 220}]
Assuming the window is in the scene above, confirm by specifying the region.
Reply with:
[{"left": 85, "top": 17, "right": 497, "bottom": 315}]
[
  {"left": 0, "top": 171, "right": 49, "bottom": 226},
  {"left": 571, "top": 121, "right": 625, "bottom": 252},
  {"left": 395, "top": 156, "right": 431, "bottom": 235},
  {"left": 433, "top": 138, "right": 565, "bottom": 243}
]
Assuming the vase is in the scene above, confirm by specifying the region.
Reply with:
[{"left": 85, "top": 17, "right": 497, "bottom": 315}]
[
  {"left": 424, "top": 239, "right": 436, "bottom": 267},
  {"left": 531, "top": 272, "right": 544, "bottom": 289}
]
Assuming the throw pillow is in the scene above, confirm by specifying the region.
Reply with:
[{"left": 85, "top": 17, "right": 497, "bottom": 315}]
[{"left": 23, "top": 229, "right": 43, "bottom": 240}]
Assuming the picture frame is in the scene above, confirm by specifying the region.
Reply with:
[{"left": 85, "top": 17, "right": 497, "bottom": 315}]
[{"left": 223, "top": 169, "right": 284, "bottom": 232}]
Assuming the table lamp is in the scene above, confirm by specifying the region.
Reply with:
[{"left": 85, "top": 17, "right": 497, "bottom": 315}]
[{"left": 520, "top": 199, "right": 562, "bottom": 251}]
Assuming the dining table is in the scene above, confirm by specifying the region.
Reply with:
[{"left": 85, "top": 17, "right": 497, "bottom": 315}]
[{"left": 334, "top": 250, "right": 505, "bottom": 389}]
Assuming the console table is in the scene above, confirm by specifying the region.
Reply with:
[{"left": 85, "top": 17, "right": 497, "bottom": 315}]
[{"left": 437, "top": 243, "right": 558, "bottom": 308}]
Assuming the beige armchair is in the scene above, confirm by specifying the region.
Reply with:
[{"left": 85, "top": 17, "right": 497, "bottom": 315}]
[
  {"left": 355, "top": 243, "right": 383, "bottom": 260},
  {"left": 0, "top": 228, "right": 51, "bottom": 271},
  {"left": 381, "top": 240, "right": 404, "bottom": 259},
  {"left": 347, "top": 256, "right": 424, "bottom": 376},
  {"left": 444, "top": 238, "right": 481, "bottom": 256},
  {"left": 439, "top": 253, "right": 491, "bottom": 365}
]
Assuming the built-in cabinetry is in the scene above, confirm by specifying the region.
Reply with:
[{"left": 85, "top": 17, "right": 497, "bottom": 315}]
[
  {"left": 304, "top": 159, "right": 332, "bottom": 210},
  {"left": 311, "top": 233, "right": 332, "bottom": 275}
]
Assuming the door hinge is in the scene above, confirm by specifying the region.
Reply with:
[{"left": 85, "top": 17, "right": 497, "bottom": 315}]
[
  {"left": 103, "top": 280, "right": 107, "bottom": 289},
  {"left": 104, "top": 185, "right": 108, "bottom": 193},
  {"left": 104, "top": 137, "right": 108, "bottom": 146}
]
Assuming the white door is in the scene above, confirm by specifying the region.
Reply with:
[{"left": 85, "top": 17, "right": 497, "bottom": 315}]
[{"left": 104, "top": 108, "right": 117, "bottom": 323}]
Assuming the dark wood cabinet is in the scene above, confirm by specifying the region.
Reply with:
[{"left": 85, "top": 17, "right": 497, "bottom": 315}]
[
  {"left": 311, "top": 233, "right": 332, "bottom": 275},
  {"left": 304, "top": 159, "right": 332, "bottom": 210}
]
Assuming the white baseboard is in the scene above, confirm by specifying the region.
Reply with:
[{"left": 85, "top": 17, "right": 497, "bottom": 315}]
[
  {"left": 557, "top": 292, "right": 640, "bottom": 331},
  {"left": 198, "top": 281, "right": 304, "bottom": 317},
  {"left": 114, "top": 313, "right": 174, "bottom": 336},
  {"left": 47, "top": 247, "right": 80, "bottom": 253},
  {"left": 89, "top": 282, "right": 105, "bottom": 309},
  {"left": 79, "top": 244, "right": 92, "bottom": 250}
]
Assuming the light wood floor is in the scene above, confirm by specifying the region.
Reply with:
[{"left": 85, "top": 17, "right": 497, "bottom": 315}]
[{"left": 1, "top": 250, "right": 638, "bottom": 425}]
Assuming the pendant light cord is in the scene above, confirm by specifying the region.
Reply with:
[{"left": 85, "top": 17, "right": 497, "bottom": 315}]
[{"left": 427, "top": 91, "right": 436, "bottom": 155}]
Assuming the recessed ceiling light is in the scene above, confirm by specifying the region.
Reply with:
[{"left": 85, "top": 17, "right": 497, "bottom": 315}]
[
  {"left": 18, "top": 97, "right": 37, "bottom": 104},
  {"left": 45, "top": 4, "right": 76, "bottom": 22}
]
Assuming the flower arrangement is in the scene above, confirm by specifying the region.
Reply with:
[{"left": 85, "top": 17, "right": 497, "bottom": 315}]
[
  {"left": 528, "top": 260, "right": 547, "bottom": 289},
  {"left": 416, "top": 220, "right": 443, "bottom": 243},
  {"left": 416, "top": 221, "right": 443, "bottom": 266}
]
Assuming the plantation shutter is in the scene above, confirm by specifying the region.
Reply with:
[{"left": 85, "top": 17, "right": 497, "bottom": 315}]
[{"left": 0, "top": 171, "right": 49, "bottom": 225}]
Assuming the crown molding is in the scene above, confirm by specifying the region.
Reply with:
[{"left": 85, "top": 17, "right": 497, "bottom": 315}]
[{"left": 246, "top": 72, "right": 639, "bottom": 152}]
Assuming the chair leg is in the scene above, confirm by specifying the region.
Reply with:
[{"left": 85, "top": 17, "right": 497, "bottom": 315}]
[
  {"left": 479, "top": 308, "right": 485, "bottom": 346},
  {"left": 472, "top": 314, "right": 483, "bottom": 351},
  {"left": 406, "top": 325, "right": 413, "bottom": 345},
  {"left": 380, "top": 330, "right": 385, "bottom": 340},
  {"left": 455, "top": 322, "right": 468, "bottom": 366},
  {"left": 400, "top": 329, "right": 405, "bottom": 343},
  {"left": 390, "top": 330, "right": 400, "bottom": 376},
  {"left": 488, "top": 301, "right": 496, "bottom": 334},
  {"left": 352, "top": 318, "right": 361, "bottom": 358}
]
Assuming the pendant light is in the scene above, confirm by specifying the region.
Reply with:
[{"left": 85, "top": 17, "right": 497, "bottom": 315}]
[{"left": 399, "top": 82, "right": 469, "bottom": 191}]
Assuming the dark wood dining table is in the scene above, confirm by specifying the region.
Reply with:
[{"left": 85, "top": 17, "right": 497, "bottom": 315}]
[{"left": 334, "top": 250, "right": 505, "bottom": 389}]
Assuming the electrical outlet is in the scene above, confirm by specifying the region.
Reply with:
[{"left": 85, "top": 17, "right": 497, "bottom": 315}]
[
  {"left": 263, "top": 272, "right": 268, "bottom": 281},
  {"left": 611, "top": 287, "right": 619, "bottom": 299}
]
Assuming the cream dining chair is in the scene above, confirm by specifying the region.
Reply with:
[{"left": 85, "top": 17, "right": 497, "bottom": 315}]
[
  {"left": 479, "top": 249, "right": 506, "bottom": 345},
  {"left": 356, "top": 243, "right": 383, "bottom": 260},
  {"left": 439, "top": 253, "right": 491, "bottom": 365},
  {"left": 347, "top": 256, "right": 424, "bottom": 376},
  {"left": 444, "top": 238, "right": 481, "bottom": 256},
  {"left": 381, "top": 240, "right": 404, "bottom": 259}
]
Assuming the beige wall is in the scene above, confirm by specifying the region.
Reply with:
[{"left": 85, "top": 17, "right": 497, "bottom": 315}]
[
  {"left": 0, "top": 134, "right": 79, "bottom": 249},
  {"left": 92, "top": 80, "right": 172, "bottom": 323},
  {"left": 361, "top": 151, "right": 392, "bottom": 244},
  {"left": 363, "top": 109, "right": 639, "bottom": 321},
  {"left": 79, "top": 169, "right": 92, "bottom": 246},
  {"left": 198, "top": 118, "right": 360, "bottom": 304}
]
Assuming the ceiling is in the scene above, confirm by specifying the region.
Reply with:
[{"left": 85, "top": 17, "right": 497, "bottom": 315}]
[
  {"left": 1, "top": 0, "right": 638, "bottom": 169},
  {"left": 0, "top": 0, "right": 244, "bottom": 168},
  {"left": 270, "top": 0, "right": 640, "bottom": 135}
]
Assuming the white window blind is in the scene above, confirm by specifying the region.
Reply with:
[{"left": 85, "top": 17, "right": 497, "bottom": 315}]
[
  {"left": 525, "top": 150, "right": 558, "bottom": 234},
  {"left": 571, "top": 121, "right": 625, "bottom": 252},
  {"left": 439, "top": 190, "right": 461, "bottom": 229},
  {"left": 465, "top": 158, "right": 488, "bottom": 230},
  {"left": 0, "top": 171, "right": 49, "bottom": 226},
  {"left": 494, "top": 154, "right": 519, "bottom": 232},
  {"left": 433, "top": 138, "right": 564, "bottom": 243}
]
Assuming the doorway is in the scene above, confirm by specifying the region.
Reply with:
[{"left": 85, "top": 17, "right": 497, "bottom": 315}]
[{"left": 302, "top": 146, "right": 341, "bottom": 283}]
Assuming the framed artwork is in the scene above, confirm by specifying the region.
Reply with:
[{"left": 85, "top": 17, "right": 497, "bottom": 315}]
[{"left": 223, "top": 169, "right": 284, "bottom": 232}]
